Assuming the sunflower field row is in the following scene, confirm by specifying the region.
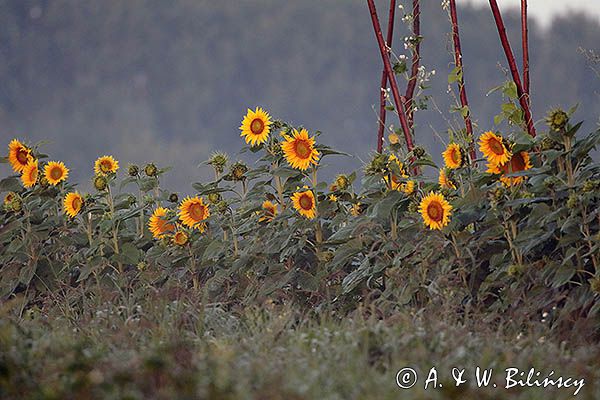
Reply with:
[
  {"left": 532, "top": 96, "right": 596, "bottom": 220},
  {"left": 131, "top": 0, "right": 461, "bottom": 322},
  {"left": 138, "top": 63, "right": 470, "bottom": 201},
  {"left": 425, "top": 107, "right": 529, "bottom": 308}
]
[{"left": 1, "top": 105, "right": 600, "bottom": 336}]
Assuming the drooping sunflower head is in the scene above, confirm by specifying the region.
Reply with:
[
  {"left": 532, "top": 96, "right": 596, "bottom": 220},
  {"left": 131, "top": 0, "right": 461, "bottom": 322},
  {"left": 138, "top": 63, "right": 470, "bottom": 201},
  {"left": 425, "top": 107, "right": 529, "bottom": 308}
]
[
  {"left": 442, "top": 143, "right": 463, "bottom": 169},
  {"left": 479, "top": 131, "right": 511, "bottom": 166},
  {"left": 291, "top": 189, "right": 316, "bottom": 219},
  {"left": 94, "top": 156, "right": 119, "bottom": 175},
  {"left": 21, "top": 160, "right": 39, "bottom": 188},
  {"left": 281, "top": 128, "right": 320, "bottom": 171},
  {"left": 178, "top": 196, "right": 210, "bottom": 231},
  {"left": 488, "top": 151, "right": 532, "bottom": 186},
  {"left": 64, "top": 192, "right": 84, "bottom": 218},
  {"left": 44, "top": 161, "right": 69, "bottom": 186},
  {"left": 240, "top": 107, "right": 272, "bottom": 146},
  {"left": 384, "top": 154, "right": 409, "bottom": 190},
  {"left": 148, "top": 207, "right": 175, "bottom": 239},
  {"left": 259, "top": 200, "right": 278, "bottom": 223},
  {"left": 334, "top": 174, "right": 350, "bottom": 191},
  {"left": 439, "top": 168, "right": 457, "bottom": 190},
  {"left": 172, "top": 230, "right": 189, "bottom": 246},
  {"left": 8, "top": 139, "right": 33, "bottom": 173},
  {"left": 419, "top": 191, "right": 452, "bottom": 230}
]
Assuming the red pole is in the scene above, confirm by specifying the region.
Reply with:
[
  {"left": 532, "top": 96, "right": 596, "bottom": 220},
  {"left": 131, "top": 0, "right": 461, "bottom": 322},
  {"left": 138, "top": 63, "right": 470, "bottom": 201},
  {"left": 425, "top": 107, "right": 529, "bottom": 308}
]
[
  {"left": 377, "top": 0, "right": 397, "bottom": 153},
  {"left": 489, "top": 0, "right": 536, "bottom": 137},
  {"left": 367, "top": 0, "right": 414, "bottom": 151},
  {"left": 449, "top": 0, "right": 477, "bottom": 162},
  {"left": 521, "top": 0, "right": 530, "bottom": 98},
  {"left": 404, "top": 0, "right": 421, "bottom": 130}
]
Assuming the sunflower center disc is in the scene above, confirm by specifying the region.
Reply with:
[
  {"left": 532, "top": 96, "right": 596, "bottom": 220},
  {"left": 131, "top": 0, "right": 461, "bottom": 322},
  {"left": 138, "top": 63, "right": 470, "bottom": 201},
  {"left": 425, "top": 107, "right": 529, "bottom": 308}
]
[
  {"left": 101, "top": 161, "right": 112, "bottom": 172},
  {"left": 73, "top": 197, "right": 82, "bottom": 210},
  {"left": 29, "top": 168, "right": 38, "bottom": 182},
  {"left": 451, "top": 149, "right": 460, "bottom": 164},
  {"left": 489, "top": 138, "right": 504, "bottom": 155},
  {"left": 295, "top": 141, "right": 310, "bottom": 159},
  {"left": 427, "top": 202, "right": 443, "bottom": 222},
  {"left": 299, "top": 195, "right": 312, "bottom": 210},
  {"left": 250, "top": 118, "right": 264, "bottom": 135},
  {"left": 189, "top": 203, "right": 204, "bottom": 220},
  {"left": 50, "top": 167, "right": 62, "bottom": 180},
  {"left": 17, "top": 149, "right": 29, "bottom": 164}
]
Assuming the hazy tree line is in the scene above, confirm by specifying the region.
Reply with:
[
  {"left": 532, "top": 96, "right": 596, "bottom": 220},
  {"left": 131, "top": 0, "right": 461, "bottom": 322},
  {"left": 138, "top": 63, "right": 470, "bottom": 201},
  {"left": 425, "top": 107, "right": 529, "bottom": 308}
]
[{"left": 0, "top": 0, "right": 598, "bottom": 189}]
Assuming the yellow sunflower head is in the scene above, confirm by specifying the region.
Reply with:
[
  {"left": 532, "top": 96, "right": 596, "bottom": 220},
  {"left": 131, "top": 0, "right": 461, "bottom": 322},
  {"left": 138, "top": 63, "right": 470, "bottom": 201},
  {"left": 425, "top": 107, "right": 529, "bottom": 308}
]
[
  {"left": 44, "top": 161, "right": 69, "bottom": 186},
  {"left": 384, "top": 154, "right": 409, "bottom": 191},
  {"left": 328, "top": 194, "right": 338, "bottom": 202},
  {"left": 442, "top": 143, "right": 463, "bottom": 169},
  {"left": 259, "top": 200, "right": 278, "bottom": 223},
  {"left": 178, "top": 196, "right": 210, "bottom": 231},
  {"left": 291, "top": 189, "right": 316, "bottom": 219},
  {"left": 240, "top": 107, "right": 272, "bottom": 146},
  {"left": 21, "top": 159, "right": 39, "bottom": 188},
  {"left": 419, "top": 191, "right": 452, "bottom": 230},
  {"left": 479, "top": 131, "right": 511, "bottom": 166},
  {"left": 148, "top": 207, "right": 175, "bottom": 239},
  {"left": 63, "top": 192, "right": 84, "bottom": 218},
  {"left": 401, "top": 180, "right": 416, "bottom": 195},
  {"left": 281, "top": 128, "right": 320, "bottom": 170},
  {"left": 94, "top": 155, "right": 119, "bottom": 175},
  {"left": 173, "top": 230, "right": 189, "bottom": 246},
  {"left": 3, "top": 191, "right": 15, "bottom": 206},
  {"left": 439, "top": 168, "right": 457, "bottom": 190},
  {"left": 488, "top": 151, "right": 532, "bottom": 186},
  {"left": 8, "top": 139, "right": 34, "bottom": 173}
]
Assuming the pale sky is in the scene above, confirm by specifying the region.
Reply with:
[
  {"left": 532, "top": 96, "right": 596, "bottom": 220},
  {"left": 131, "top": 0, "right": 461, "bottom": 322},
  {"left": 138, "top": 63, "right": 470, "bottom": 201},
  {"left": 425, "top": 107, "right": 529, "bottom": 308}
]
[{"left": 467, "top": 0, "right": 600, "bottom": 27}]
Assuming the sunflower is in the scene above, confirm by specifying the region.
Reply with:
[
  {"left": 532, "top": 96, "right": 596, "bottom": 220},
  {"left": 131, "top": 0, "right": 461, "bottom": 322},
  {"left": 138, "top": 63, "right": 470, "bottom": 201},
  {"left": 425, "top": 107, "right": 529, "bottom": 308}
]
[
  {"left": 488, "top": 151, "right": 532, "bottom": 186},
  {"left": 173, "top": 230, "right": 189, "bottom": 246},
  {"left": 21, "top": 160, "right": 39, "bottom": 188},
  {"left": 328, "top": 194, "right": 338, "bottom": 202},
  {"left": 148, "top": 207, "right": 175, "bottom": 239},
  {"left": 63, "top": 192, "right": 84, "bottom": 218},
  {"left": 419, "top": 192, "right": 452, "bottom": 230},
  {"left": 3, "top": 192, "right": 14, "bottom": 206},
  {"left": 439, "top": 168, "right": 456, "bottom": 190},
  {"left": 442, "top": 143, "right": 463, "bottom": 169},
  {"left": 239, "top": 107, "right": 272, "bottom": 146},
  {"left": 350, "top": 203, "right": 362, "bottom": 216},
  {"left": 178, "top": 196, "right": 210, "bottom": 231},
  {"left": 94, "top": 155, "right": 119, "bottom": 175},
  {"left": 401, "top": 180, "right": 416, "bottom": 195},
  {"left": 479, "top": 131, "right": 511, "bottom": 166},
  {"left": 8, "top": 139, "right": 34, "bottom": 173},
  {"left": 384, "top": 154, "right": 409, "bottom": 190},
  {"left": 291, "top": 189, "right": 316, "bottom": 219},
  {"left": 281, "top": 128, "right": 320, "bottom": 170},
  {"left": 44, "top": 161, "right": 69, "bottom": 186},
  {"left": 259, "top": 200, "right": 278, "bottom": 223}
]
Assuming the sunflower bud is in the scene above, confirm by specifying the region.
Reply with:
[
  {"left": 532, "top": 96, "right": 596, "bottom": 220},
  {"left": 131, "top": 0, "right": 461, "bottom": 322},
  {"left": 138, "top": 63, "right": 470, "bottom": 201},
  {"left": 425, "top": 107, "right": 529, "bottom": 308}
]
[
  {"left": 128, "top": 164, "right": 139, "bottom": 177},
  {"left": 11, "top": 197, "right": 23, "bottom": 212},
  {"left": 388, "top": 133, "right": 400, "bottom": 145},
  {"left": 507, "top": 264, "right": 525, "bottom": 277},
  {"left": 3, "top": 191, "right": 16, "bottom": 207},
  {"left": 144, "top": 163, "right": 158, "bottom": 177},
  {"left": 207, "top": 192, "right": 221, "bottom": 204},
  {"left": 540, "top": 136, "right": 558, "bottom": 151},
  {"left": 143, "top": 195, "right": 154, "bottom": 206},
  {"left": 230, "top": 162, "right": 248, "bottom": 181},
  {"left": 408, "top": 202, "right": 419, "bottom": 213},
  {"left": 93, "top": 175, "right": 108, "bottom": 191},
  {"left": 168, "top": 193, "right": 179, "bottom": 203},
  {"left": 412, "top": 146, "right": 426, "bottom": 159},
  {"left": 216, "top": 200, "right": 229, "bottom": 214},
  {"left": 582, "top": 180, "right": 599, "bottom": 193},
  {"left": 566, "top": 192, "right": 578, "bottom": 209},
  {"left": 39, "top": 175, "right": 49, "bottom": 188},
  {"left": 334, "top": 174, "right": 350, "bottom": 191},
  {"left": 136, "top": 261, "right": 147, "bottom": 271},
  {"left": 546, "top": 109, "right": 569, "bottom": 132},
  {"left": 543, "top": 176, "right": 560, "bottom": 189},
  {"left": 208, "top": 152, "right": 229, "bottom": 175},
  {"left": 127, "top": 195, "right": 137, "bottom": 206},
  {"left": 365, "top": 153, "right": 388, "bottom": 175},
  {"left": 172, "top": 231, "right": 189, "bottom": 246}
]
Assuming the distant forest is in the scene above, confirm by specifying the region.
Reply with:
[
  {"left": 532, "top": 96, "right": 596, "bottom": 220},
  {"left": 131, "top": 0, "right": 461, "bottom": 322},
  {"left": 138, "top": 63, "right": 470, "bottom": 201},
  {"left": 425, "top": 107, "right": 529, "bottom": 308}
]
[{"left": 1, "top": 0, "right": 599, "bottom": 189}]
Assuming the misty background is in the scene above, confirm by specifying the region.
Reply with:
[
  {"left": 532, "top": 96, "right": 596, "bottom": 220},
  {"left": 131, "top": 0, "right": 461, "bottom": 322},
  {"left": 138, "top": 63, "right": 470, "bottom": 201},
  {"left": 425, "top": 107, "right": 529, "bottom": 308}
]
[{"left": 1, "top": 0, "right": 599, "bottom": 191}]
